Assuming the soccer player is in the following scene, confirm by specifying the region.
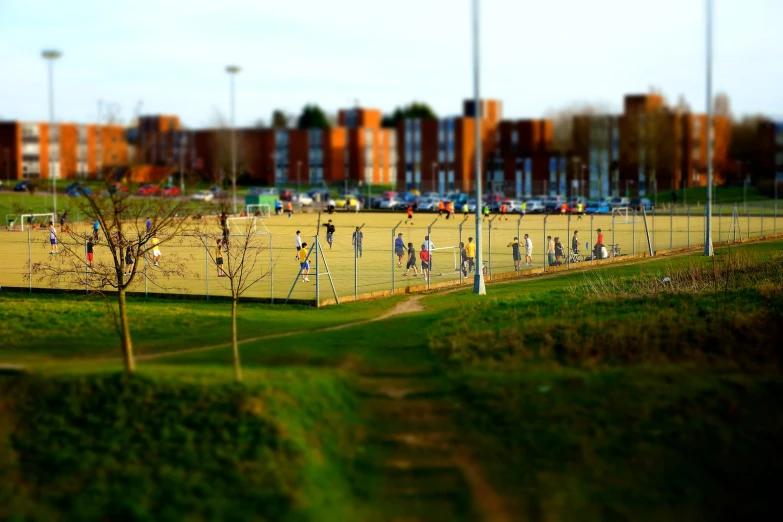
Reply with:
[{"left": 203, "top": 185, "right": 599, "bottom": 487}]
[
  {"left": 577, "top": 201, "right": 584, "bottom": 220},
  {"left": 524, "top": 233, "right": 533, "bottom": 267},
  {"left": 295, "top": 230, "right": 302, "bottom": 258},
  {"left": 298, "top": 242, "right": 310, "bottom": 282},
  {"left": 521, "top": 201, "right": 527, "bottom": 216},
  {"left": 395, "top": 233, "right": 405, "bottom": 267},
  {"left": 482, "top": 204, "right": 490, "bottom": 221},
  {"left": 48, "top": 222, "right": 58, "bottom": 254},
  {"left": 405, "top": 205, "right": 414, "bottom": 225},
  {"left": 322, "top": 220, "right": 335, "bottom": 249},
  {"left": 438, "top": 200, "right": 444, "bottom": 218},
  {"left": 500, "top": 202, "right": 507, "bottom": 221},
  {"left": 215, "top": 239, "right": 226, "bottom": 277},
  {"left": 462, "top": 202, "right": 469, "bottom": 217},
  {"left": 124, "top": 245, "right": 135, "bottom": 276},
  {"left": 86, "top": 237, "right": 94, "bottom": 268},
  {"left": 93, "top": 219, "right": 100, "bottom": 241},
  {"left": 403, "top": 242, "right": 418, "bottom": 277},
  {"left": 287, "top": 201, "right": 293, "bottom": 218},
  {"left": 151, "top": 233, "right": 162, "bottom": 267},
  {"left": 465, "top": 237, "right": 476, "bottom": 273},
  {"left": 419, "top": 245, "right": 431, "bottom": 282},
  {"left": 507, "top": 236, "right": 521, "bottom": 271},
  {"left": 352, "top": 227, "right": 363, "bottom": 258},
  {"left": 447, "top": 201, "right": 455, "bottom": 220},
  {"left": 59, "top": 211, "right": 68, "bottom": 233}
]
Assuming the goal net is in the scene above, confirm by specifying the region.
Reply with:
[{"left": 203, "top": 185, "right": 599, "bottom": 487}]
[
  {"left": 20, "top": 213, "right": 56, "bottom": 231},
  {"left": 227, "top": 216, "right": 269, "bottom": 236},
  {"left": 246, "top": 204, "right": 271, "bottom": 218},
  {"left": 612, "top": 207, "right": 641, "bottom": 224},
  {"left": 429, "top": 246, "right": 460, "bottom": 275}
]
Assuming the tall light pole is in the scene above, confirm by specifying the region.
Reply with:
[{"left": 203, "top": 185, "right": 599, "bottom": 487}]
[
  {"left": 704, "top": 0, "right": 714, "bottom": 256},
  {"left": 226, "top": 65, "right": 241, "bottom": 214},
  {"left": 472, "top": 0, "right": 486, "bottom": 295},
  {"left": 42, "top": 49, "right": 61, "bottom": 219}
]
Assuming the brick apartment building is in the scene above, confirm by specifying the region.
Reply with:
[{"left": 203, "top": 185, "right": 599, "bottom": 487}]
[
  {"left": 494, "top": 119, "right": 554, "bottom": 198},
  {"left": 0, "top": 121, "right": 127, "bottom": 181},
  {"left": 395, "top": 99, "right": 503, "bottom": 194},
  {"left": 757, "top": 120, "right": 783, "bottom": 182}
]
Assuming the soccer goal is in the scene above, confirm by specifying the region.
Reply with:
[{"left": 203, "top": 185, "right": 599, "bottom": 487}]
[
  {"left": 227, "top": 215, "right": 270, "bottom": 236},
  {"left": 612, "top": 207, "right": 641, "bottom": 224},
  {"left": 429, "top": 246, "right": 461, "bottom": 276},
  {"left": 246, "top": 204, "right": 271, "bottom": 218},
  {"left": 20, "top": 213, "right": 56, "bottom": 231}
]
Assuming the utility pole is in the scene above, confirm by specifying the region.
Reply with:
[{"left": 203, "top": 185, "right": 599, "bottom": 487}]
[
  {"left": 704, "top": 0, "right": 714, "bottom": 256},
  {"left": 472, "top": 0, "right": 486, "bottom": 295}
]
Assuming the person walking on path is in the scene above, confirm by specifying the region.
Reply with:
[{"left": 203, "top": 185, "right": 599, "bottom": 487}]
[
  {"left": 465, "top": 236, "right": 476, "bottom": 273},
  {"left": 507, "top": 236, "right": 521, "bottom": 271},
  {"left": 352, "top": 227, "right": 364, "bottom": 258},
  {"left": 460, "top": 241, "right": 468, "bottom": 277},
  {"left": 395, "top": 233, "right": 405, "bottom": 267},
  {"left": 546, "top": 235, "right": 555, "bottom": 267},
  {"left": 403, "top": 242, "right": 418, "bottom": 277},
  {"left": 298, "top": 243, "right": 310, "bottom": 282},
  {"left": 322, "top": 220, "right": 336, "bottom": 249},
  {"left": 48, "top": 222, "right": 59, "bottom": 254},
  {"left": 523, "top": 233, "right": 533, "bottom": 267}
]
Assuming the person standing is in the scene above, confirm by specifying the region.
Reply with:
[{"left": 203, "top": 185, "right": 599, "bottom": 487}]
[
  {"left": 295, "top": 230, "right": 302, "bottom": 259},
  {"left": 460, "top": 241, "right": 468, "bottom": 277},
  {"left": 352, "top": 227, "right": 363, "bottom": 258},
  {"left": 419, "top": 245, "right": 431, "bottom": 282},
  {"left": 145, "top": 217, "right": 152, "bottom": 235},
  {"left": 554, "top": 237, "right": 564, "bottom": 265},
  {"left": 521, "top": 200, "right": 527, "bottom": 216},
  {"left": 93, "top": 219, "right": 100, "bottom": 241},
  {"left": 462, "top": 201, "right": 469, "bottom": 217},
  {"left": 298, "top": 242, "right": 310, "bottom": 282},
  {"left": 406, "top": 205, "right": 414, "bottom": 225},
  {"left": 422, "top": 235, "right": 435, "bottom": 252},
  {"left": 215, "top": 239, "right": 226, "bottom": 277},
  {"left": 402, "top": 242, "right": 418, "bottom": 277},
  {"left": 59, "top": 211, "right": 68, "bottom": 233},
  {"left": 523, "top": 233, "right": 533, "bottom": 267},
  {"left": 48, "top": 222, "right": 59, "bottom": 254},
  {"left": 286, "top": 201, "right": 293, "bottom": 218},
  {"left": 482, "top": 204, "right": 490, "bottom": 221},
  {"left": 86, "top": 237, "right": 94, "bottom": 268},
  {"left": 596, "top": 228, "right": 604, "bottom": 247},
  {"left": 219, "top": 212, "right": 229, "bottom": 245},
  {"left": 395, "top": 233, "right": 405, "bottom": 267},
  {"left": 124, "top": 245, "right": 135, "bottom": 276},
  {"left": 465, "top": 236, "right": 476, "bottom": 273},
  {"left": 447, "top": 200, "right": 455, "bottom": 220},
  {"left": 572, "top": 230, "right": 580, "bottom": 259},
  {"left": 546, "top": 235, "right": 555, "bottom": 267},
  {"left": 151, "top": 233, "right": 162, "bottom": 267},
  {"left": 437, "top": 200, "right": 445, "bottom": 218},
  {"left": 507, "top": 236, "right": 521, "bottom": 271},
  {"left": 576, "top": 201, "right": 584, "bottom": 220},
  {"left": 500, "top": 202, "right": 508, "bottom": 221},
  {"left": 322, "top": 220, "right": 335, "bottom": 249}
]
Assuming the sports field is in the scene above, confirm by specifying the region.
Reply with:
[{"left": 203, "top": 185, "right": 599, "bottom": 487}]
[{"left": 0, "top": 204, "right": 778, "bottom": 303}]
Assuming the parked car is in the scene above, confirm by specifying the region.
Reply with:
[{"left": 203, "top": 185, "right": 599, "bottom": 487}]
[
  {"left": 293, "top": 193, "right": 313, "bottom": 206},
  {"left": 380, "top": 197, "right": 403, "bottom": 210},
  {"left": 14, "top": 180, "right": 31, "bottom": 192},
  {"left": 307, "top": 188, "right": 331, "bottom": 202},
  {"left": 382, "top": 190, "right": 399, "bottom": 199},
  {"left": 209, "top": 186, "right": 227, "bottom": 198},
  {"left": 191, "top": 190, "right": 215, "bottom": 202},
  {"left": 137, "top": 184, "right": 161, "bottom": 196},
  {"left": 523, "top": 199, "right": 545, "bottom": 213},
  {"left": 417, "top": 197, "right": 440, "bottom": 212},
  {"left": 608, "top": 197, "right": 630, "bottom": 208},
  {"left": 66, "top": 182, "right": 91, "bottom": 196},
  {"left": 584, "top": 201, "right": 611, "bottom": 214},
  {"left": 466, "top": 199, "right": 478, "bottom": 213},
  {"left": 420, "top": 191, "right": 441, "bottom": 200},
  {"left": 334, "top": 194, "right": 360, "bottom": 210},
  {"left": 544, "top": 198, "right": 564, "bottom": 213},
  {"left": 163, "top": 185, "right": 180, "bottom": 197},
  {"left": 103, "top": 183, "right": 129, "bottom": 198},
  {"left": 630, "top": 198, "right": 652, "bottom": 211}
]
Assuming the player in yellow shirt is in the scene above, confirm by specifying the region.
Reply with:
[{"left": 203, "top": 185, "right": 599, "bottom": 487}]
[
  {"left": 465, "top": 237, "right": 476, "bottom": 273},
  {"left": 151, "top": 234, "right": 162, "bottom": 267},
  {"left": 298, "top": 243, "right": 310, "bottom": 282}
]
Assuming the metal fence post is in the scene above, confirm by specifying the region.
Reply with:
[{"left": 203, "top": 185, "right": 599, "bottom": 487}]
[
  {"left": 632, "top": 210, "right": 636, "bottom": 256},
  {"left": 687, "top": 206, "right": 690, "bottom": 248},
  {"left": 747, "top": 204, "right": 751, "bottom": 239},
  {"left": 85, "top": 238, "right": 88, "bottom": 295},
  {"left": 651, "top": 208, "right": 655, "bottom": 254},
  {"left": 315, "top": 233, "right": 320, "bottom": 306},
  {"left": 775, "top": 198, "right": 778, "bottom": 236},
  {"left": 590, "top": 214, "right": 594, "bottom": 264},
  {"left": 458, "top": 221, "right": 463, "bottom": 284},
  {"left": 354, "top": 232, "right": 358, "bottom": 301},
  {"left": 718, "top": 205, "right": 722, "bottom": 245},
  {"left": 566, "top": 213, "right": 571, "bottom": 269},
  {"left": 611, "top": 211, "right": 616, "bottom": 261},
  {"left": 669, "top": 206, "right": 673, "bottom": 252},
  {"left": 28, "top": 229, "right": 32, "bottom": 293},
  {"left": 144, "top": 246, "right": 149, "bottom": 298},
  {"left": 543, "top": 215, "right": 548, "bottom": 271},
  {"left": 269, "top": 234, "right": 274, "bottom": 304},
  {"left": 517, "top": 214, "right": 522, "bottom": 275},
  {"left": 760, "top": 203, "right": 764, "bottom": 238},
  {"left": 391, "top": 222, "right": 401, "bottom": 294}
]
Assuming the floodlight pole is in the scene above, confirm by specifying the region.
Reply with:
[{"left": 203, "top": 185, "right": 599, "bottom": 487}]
[
  {"left": 704, "top": 0, "right": 714, "bottom": 256},
  {"left": 42, "top": 49, "right": 61, "bottom": 220},
  {"left": 226, "top": 65, "right": 241, "bottom": 214},
  {"left": 472, "top": 0, "right": 486, "bottom": 295}
]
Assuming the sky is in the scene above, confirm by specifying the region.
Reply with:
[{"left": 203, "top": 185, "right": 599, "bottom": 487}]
[{"left": 0, "top": 0, "right": 781, "bottom": 128}]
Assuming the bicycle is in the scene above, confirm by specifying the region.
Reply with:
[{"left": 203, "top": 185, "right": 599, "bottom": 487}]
[{"left": 567, "top": 250, "right": 583, "bottom": 264}]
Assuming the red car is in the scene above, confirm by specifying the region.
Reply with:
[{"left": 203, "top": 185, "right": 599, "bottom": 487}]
[
  {"left": 163, "top": 185, "right": 180, "bottom": 197},
  {"left": 137, "top": 184, "right": 161, "bottom": 196}
]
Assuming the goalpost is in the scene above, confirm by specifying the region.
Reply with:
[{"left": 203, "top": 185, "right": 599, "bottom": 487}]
[
  {"left": 246, "top": 204, "right": 271, "bottom": 218},
  {"left": 20, "top": 213, "right": 56, "bottom": 231},
  {"left": 611, "top": 207, "right": 641, "bottom": 224},
  {"left": 429, "top": 246, "right": 460, "bottom": 276},
  {"left": 227, "top": 215, "right": 269, "bottom": 236}
]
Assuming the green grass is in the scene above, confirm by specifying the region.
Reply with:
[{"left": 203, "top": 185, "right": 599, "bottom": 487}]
[
  {"left": 652, "top": 185, "right": 774, "bottom": 205},
  {"left": 1, "top": 239, "right": 782, "bottom": 520}
]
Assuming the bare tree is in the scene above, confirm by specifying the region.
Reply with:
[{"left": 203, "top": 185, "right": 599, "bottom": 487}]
[
  {"left": 192, "top": 201, "right": 272, "bottom": 381},
  {"left": 545, "top": 101, "right": 614, "bottom": 151},
  {"left": 28, "top": 167, "right": 197, "bottom": 374}
]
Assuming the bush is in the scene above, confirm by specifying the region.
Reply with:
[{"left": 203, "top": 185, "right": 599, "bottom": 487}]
[{"left": 1, "top": 373, "right": 301, "bottom": 522}]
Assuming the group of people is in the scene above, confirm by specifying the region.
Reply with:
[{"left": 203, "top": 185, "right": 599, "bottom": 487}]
[{"left": 395, "top": 234, "right": 443, "bottom": 282}]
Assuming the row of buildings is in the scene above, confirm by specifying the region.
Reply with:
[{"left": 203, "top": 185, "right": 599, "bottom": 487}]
[{"left": 1, "top": 94, "right": 782, "bottom": 198}]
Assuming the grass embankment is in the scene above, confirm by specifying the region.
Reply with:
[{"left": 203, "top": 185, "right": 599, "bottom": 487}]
[{"left": 0, "top": 240, "right": 781, "bottom": 520}]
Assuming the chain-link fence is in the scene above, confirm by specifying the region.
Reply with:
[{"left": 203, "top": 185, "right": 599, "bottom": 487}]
[{"left": 1, "top": 203, "right": 780, "bottom": 306}]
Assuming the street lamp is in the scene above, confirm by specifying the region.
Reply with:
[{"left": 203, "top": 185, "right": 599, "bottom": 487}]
[
  {"left": 42, "top": 49, "right": 61, "bottom": 219},
  {"left": 472, "top": 0, "right": 486, "bottom": 295},
  {"left": 225, "top": 64, "right": 241, "bottom": 214}
]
